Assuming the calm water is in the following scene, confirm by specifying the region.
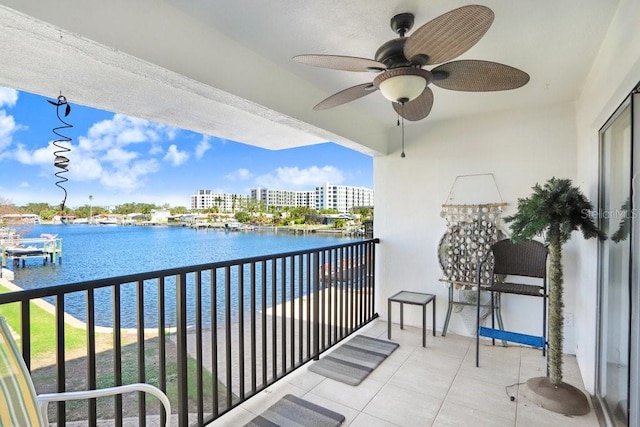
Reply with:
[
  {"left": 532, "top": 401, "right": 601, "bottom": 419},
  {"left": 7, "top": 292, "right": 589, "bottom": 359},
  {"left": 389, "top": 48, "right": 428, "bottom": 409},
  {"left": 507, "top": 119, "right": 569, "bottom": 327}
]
[{"left": 7, "top": 224, "right": 357, "bottom": 327}]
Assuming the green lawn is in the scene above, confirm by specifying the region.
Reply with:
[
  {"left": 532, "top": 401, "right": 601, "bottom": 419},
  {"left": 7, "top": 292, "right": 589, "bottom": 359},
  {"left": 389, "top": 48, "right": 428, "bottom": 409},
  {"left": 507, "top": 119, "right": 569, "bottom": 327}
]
[
  {"left": 0, "top": 284, "right": 87, "bottom": 360},
  {"left": 1, "top": 284, "right": 228, "bottom": 419}
]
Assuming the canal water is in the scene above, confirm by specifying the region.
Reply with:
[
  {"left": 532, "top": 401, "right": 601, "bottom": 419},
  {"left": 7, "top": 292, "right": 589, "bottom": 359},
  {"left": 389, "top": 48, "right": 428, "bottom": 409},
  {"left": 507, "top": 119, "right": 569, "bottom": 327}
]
[{"left": 6, "top": 224, "right": 357, "bottom": 327}]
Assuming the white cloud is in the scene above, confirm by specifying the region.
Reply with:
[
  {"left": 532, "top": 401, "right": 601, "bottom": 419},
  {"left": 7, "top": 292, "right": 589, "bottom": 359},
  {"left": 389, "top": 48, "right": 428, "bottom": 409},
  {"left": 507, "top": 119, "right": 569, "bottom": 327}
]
[
  {"left": 69, "top": 156, "right": 103, "bottom": 181},
  {"left": 225, "top": 168, "right": 252, "bottom": 181},
  {"left": 103, "top": 147, "right": 138, "bottom": 165},
  {"left": 13, "top": 142, "right": 56, "bottom": 165},
  {"left": 0, "top": 111, "right": 19, "bottom": 151},
  {"left": 83, "top": 114, "right": 177, "bottom": 151},
  {"left": 10, "top": 113, "right": 182, "bottom": 192},
  {"left": 164, "top": 144, "right": 189, "bottom": 166},
  {"left": 255, "top": 166, "right": 344, "bottom": 189},
  {"left": 195, "top": 135, "right": 211, "bottom": 159},
  {"left": 11, "top": 141, "right": 103, "bottom": 182},
  {"left": 148, "top": 144, "right": 164, "bottom": 155},
  {"left": 0, "top": 97, "right": 200, "bottom": 201},
  {"left": 0, "top": 87, "right": 18, "bottom": 108},
  {"left": 100, "top": 159, "right": 159, "bottom": 191}
]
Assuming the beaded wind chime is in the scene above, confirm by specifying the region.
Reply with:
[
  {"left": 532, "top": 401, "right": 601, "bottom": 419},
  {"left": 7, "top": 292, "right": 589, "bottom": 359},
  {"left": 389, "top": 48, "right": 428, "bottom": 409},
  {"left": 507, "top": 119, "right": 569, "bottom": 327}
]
[{"left": 439, "top": 174, "right": 507, "bottom": 287}]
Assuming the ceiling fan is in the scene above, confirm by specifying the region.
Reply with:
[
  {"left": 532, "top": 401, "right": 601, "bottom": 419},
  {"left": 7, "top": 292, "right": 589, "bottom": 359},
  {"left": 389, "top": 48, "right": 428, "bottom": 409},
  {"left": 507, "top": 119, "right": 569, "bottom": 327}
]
[{"left": 293, "top": 5, "right": 529, "bottom": 122}]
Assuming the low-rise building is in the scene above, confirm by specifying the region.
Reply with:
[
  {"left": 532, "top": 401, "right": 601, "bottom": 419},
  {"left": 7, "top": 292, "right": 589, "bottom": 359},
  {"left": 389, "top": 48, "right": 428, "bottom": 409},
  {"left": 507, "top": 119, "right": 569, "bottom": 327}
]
[{"left": 150, "top": 209, "right": 171, "bottom": 223}]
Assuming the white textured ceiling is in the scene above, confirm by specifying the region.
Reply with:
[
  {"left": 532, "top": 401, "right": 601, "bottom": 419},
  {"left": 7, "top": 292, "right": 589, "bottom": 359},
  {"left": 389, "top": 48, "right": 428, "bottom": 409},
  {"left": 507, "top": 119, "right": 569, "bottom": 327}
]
[{"left": 0, "top": 0, "right": 621, "bottom": 155}]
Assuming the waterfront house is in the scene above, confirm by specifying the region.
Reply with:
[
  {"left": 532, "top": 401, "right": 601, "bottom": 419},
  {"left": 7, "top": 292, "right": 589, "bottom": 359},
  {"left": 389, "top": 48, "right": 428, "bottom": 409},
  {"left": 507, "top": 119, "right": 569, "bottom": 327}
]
[
  {"left": 0, "top": 1, "right": 638, "bottom": 426},
  {"left": 151, "top": 209, "right": 172, "bottom": 224},
  {"left": 0, "top": 213, "right": 41, "bottom": 224}
]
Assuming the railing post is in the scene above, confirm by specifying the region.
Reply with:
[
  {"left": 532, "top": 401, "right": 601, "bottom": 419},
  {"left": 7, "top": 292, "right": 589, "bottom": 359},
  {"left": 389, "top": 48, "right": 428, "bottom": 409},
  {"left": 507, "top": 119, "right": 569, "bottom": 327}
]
[
  {"left": 313, "top": 251, "right": 320, "bottom": 361},
  {"left": 55, "top": 295, "right": 66, "bottom": 427},
  {"left": 176, "top": 272, "right": 188, "bottom": 427},
  {"left": 20, "top": 301, "right": 30, "bottom": 370},
  {"left": 0, "top": 239, "right": 382, "bottom": 426}
]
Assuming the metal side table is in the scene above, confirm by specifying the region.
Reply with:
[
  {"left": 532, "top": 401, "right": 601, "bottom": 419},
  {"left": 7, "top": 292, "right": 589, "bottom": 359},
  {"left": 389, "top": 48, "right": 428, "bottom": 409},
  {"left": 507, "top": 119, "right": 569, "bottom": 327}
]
[{"left": 388, "top": 291, "right": 436, "bottom": 347}]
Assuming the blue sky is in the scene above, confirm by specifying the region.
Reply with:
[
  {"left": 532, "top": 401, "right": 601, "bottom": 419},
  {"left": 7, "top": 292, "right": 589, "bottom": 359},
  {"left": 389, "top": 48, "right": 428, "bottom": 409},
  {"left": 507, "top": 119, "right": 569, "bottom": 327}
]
[{"left": 0, "top": 87, "right": 373, "bottom": 208}]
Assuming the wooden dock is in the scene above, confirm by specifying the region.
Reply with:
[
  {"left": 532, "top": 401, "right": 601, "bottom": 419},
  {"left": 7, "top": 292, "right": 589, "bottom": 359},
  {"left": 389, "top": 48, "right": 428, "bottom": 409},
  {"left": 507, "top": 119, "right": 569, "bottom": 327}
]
[{"left": 0, "top": 236, "right": 63, "bottom": 268}]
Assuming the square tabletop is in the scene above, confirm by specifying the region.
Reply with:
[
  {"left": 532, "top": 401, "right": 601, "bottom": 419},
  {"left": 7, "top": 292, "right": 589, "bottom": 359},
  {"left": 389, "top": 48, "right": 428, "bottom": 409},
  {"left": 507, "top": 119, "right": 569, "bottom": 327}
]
[{"left": 388, "top": 291, "right": 435, "bottom": 305}]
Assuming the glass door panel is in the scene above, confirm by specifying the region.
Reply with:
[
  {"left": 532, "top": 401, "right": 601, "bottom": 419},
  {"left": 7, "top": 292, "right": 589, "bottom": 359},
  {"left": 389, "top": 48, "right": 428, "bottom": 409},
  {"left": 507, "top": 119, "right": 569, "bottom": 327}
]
[
  {"left": 598, "top": 101, "right": 631, "bottom": 426},
  {"left": 630, "top": 89, "right": 640, "bottom": 427}
]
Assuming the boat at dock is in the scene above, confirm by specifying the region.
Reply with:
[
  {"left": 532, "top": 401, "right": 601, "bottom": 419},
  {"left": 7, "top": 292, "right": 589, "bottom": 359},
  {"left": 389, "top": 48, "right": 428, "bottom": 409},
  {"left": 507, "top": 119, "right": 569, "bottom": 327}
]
[
  {"left": 98, "top": 219, "right": 119, "bottom": 225},
  {"left": 4, "top": 244, "right": 42, "bottom": 256},
  {"left": 225, "top": 222, "right": 241, "bottom": 231},
  {"left": 0, "top": 227, "right": 20, "bottom": 242}
]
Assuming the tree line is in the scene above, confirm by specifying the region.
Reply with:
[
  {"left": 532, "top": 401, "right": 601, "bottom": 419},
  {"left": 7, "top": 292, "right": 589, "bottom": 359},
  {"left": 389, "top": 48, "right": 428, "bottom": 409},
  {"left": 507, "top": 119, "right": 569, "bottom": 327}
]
[
  {"left": 0, "top": 196, "right": 373, "bottom": 226},
  {"left": 0, "top": 199, "right": 178, "bottom": 221}
]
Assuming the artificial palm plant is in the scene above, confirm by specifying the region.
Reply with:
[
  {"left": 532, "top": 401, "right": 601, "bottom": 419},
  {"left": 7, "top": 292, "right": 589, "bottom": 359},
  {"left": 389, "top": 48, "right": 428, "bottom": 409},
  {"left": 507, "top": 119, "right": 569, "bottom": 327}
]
[{"left": 505, "top": 177, "right": 605, "bottom": 414}]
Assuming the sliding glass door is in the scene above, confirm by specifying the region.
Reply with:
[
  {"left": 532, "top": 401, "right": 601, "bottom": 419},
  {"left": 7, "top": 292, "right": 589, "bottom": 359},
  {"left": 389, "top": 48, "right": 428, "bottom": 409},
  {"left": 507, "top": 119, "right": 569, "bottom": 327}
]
[{"left": 597, "top": 88, "right": 639, "bottom": 427}]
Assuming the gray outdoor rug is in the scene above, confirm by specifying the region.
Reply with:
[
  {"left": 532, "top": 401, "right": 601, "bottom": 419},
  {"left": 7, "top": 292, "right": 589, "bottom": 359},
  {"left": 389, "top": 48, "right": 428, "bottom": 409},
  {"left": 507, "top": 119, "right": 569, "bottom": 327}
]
[
  {"left": 244, "top": 394, "right": 345, "bottom": 427},
  {"left": 308, "top": 335, "right": 399, "bottom": 386}
]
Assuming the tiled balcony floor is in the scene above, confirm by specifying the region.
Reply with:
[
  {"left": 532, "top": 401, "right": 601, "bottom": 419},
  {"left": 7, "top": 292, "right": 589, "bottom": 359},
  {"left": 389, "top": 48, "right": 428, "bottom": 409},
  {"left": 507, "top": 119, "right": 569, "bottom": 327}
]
[{"left": 210, "top": 319, "right": 600, "bottom": 426}]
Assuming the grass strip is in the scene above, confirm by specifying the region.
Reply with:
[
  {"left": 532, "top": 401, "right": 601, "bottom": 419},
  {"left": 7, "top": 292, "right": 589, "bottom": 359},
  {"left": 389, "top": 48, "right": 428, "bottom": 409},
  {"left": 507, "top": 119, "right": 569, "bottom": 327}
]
[
  {"left": 1, "top": 284, "right": 230, "bottom": 420},
  {"left": 0, "top": 284, "right": 87, "bottom": 361}
]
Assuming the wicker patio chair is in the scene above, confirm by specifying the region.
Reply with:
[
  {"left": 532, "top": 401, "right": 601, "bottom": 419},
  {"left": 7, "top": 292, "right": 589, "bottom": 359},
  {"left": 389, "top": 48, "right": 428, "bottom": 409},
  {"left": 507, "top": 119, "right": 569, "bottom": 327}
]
[{"left": 475, "top": 239, "right": 548, "bottom": 367}]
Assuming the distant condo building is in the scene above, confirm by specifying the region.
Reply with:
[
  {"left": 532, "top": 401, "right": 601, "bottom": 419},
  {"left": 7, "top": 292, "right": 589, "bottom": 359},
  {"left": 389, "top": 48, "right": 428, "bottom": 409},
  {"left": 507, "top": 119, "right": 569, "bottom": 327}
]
[
  {"left": 193, "top": 184, "right": 373, "bottom": 213},
  {"left": 315, "top": 182, "right": 374, "bottom": 212},
  {"left": 251, "top": 183, "right": 374, "bottom": 212},
  {"left": 250, "top": 188, "right": 315, "bottom": 209},
  {"left": 191, "top": 190, "right": 248, "bottom": 212}
]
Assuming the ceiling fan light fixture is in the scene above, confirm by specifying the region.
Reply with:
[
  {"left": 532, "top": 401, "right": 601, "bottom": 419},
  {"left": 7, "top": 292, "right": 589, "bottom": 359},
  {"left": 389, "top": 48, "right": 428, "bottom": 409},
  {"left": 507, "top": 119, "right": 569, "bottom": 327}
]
[{"left": 374, "top": 68, "right": 432, "bottom": 103}]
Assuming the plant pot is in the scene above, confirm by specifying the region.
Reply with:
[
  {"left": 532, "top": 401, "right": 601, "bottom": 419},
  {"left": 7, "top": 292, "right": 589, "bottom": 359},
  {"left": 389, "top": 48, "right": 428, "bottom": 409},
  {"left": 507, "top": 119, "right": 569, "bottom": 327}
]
[{"left": 525, "top": 376, "right": 590, "bottom": 416}]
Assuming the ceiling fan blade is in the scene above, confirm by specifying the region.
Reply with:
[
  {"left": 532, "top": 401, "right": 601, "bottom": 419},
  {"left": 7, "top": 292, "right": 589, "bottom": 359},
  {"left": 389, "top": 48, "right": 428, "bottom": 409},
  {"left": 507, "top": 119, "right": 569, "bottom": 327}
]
[
  {"left": 392, "top": 87, "right": 434, "bottom": 121},
  {"left": 431, "top": 60, "right": 530, "bottom": 91},
  {"left": 293, "top": 54, "right": 386, "bottom": 72},
  {"left": 404, "top": 5, "right": 494, "bottom": 65},
  {"left": 314, "top": 83, "right": 378, "bottom": 110}
]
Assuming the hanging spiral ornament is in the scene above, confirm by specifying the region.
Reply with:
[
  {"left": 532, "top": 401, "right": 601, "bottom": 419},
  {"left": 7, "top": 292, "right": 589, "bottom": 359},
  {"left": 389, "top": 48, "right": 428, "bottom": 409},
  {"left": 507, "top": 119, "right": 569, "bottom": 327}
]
[{"left": 48, "top": 94, "right": 72, "bottom": 212}]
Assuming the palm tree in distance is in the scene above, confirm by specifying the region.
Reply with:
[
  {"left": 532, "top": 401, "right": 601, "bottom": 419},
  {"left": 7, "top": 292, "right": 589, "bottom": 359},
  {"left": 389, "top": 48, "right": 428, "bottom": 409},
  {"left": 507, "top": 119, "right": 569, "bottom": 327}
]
[
  {"left": 89, "top": 195, "right": 93, "bottom": 224},
  {"left": 505, "top": 177, "right": 605, "bottom": 414},
  {"left": 214, "top": 196, "right": 223, "bottom": 213}
]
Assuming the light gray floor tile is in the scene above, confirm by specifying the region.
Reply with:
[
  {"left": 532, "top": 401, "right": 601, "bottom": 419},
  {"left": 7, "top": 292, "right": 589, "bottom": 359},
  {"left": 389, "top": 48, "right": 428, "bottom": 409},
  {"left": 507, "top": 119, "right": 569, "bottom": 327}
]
[
  {"left": 282, "top": 363, "right": 327, "bottom": 391},
  {"left": 238, "top": 379, "right": 306, "bottom": 415},
  {"left": 310, "top": 376, "right": 385, "bottom": 411},
  {"left": 199, "top": 319, "right": 602, "bottom": 427},
  {"left": 364, "top": 357, "right": 403, "bottom": 383},
  {"left": 349, "top": 412, "right": 402, "bottom": 427},
  {"left": 299, "top": 392, "right": 361, "bottom": 426},
  {"left": 387, "top": 359, "right": 456, "bottom": 400},
  {"left": 209, "top": 407, "right": 256, "bottom": 426},
  {"left": 433, "top": 401, "right": 513, "bottom": 426},
  {"left": 445, "top": 373, "right": 518, "bottom": 420},
  {"left": 516, "top": 392, "right": 600, "bottom": 427},
  {"left": 363, "top": 382, "right": 442, "bottom": 427}
]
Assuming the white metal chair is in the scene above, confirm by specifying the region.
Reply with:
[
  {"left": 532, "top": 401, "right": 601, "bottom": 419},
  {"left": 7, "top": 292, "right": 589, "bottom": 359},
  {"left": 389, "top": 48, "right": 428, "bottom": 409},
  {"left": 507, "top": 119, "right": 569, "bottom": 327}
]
[{"left": 0, "top": 317, "right": 171, "bottom": 426}]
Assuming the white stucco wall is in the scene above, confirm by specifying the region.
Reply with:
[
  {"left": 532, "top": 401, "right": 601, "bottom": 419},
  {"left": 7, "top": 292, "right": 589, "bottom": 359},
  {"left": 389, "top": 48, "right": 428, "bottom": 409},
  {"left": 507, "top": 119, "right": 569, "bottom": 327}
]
[
  {"left": 573, "top": 0, "right": 640, "bottom": 393},
  {"left": 375, "top": 0, "right": 640, "bottom": 397},
  {"left": 375, "top": 102, "right": 578, "bottom": 343}
]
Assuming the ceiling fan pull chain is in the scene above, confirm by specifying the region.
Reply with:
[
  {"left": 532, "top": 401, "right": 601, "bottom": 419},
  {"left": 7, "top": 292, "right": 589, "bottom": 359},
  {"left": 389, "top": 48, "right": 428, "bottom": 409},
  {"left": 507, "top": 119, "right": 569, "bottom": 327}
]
[{"left": 401, "top": 103, "right": 406, "bottom": 158}]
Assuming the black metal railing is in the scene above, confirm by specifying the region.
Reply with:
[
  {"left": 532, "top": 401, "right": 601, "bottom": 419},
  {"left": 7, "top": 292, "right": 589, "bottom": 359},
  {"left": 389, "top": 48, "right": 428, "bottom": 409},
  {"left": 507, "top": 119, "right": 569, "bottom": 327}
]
[{"left": 0, "top": 238, "right": 379, "bottom": 426}]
